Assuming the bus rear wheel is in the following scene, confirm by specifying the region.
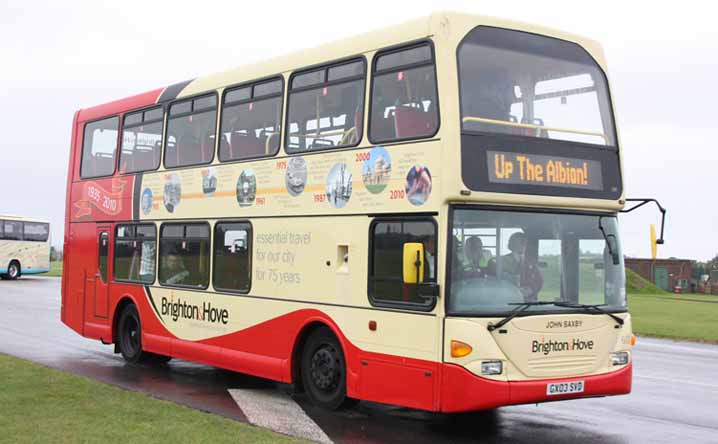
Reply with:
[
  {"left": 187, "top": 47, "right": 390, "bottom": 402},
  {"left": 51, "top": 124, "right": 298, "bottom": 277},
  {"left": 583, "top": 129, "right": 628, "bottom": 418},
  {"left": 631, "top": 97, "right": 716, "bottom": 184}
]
[
  {"left": 6, "top": 261, "right": 20, "bottom": 280},
  {"left": 301, "top": 327, "right": 352, "bottom": 410},
  {"left": 117, "top": 304, "right": 146, "bottom": 363}
]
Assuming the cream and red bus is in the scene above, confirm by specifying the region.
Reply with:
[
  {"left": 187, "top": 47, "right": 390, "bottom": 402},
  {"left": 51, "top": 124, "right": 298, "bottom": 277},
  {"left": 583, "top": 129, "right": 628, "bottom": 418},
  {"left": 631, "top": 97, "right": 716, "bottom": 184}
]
[
  {"left": 1, "top": 215, "right": 51, "bottom": 280},
  {"left": 61, "top": 12, "right": 664, "bottom": 412}
]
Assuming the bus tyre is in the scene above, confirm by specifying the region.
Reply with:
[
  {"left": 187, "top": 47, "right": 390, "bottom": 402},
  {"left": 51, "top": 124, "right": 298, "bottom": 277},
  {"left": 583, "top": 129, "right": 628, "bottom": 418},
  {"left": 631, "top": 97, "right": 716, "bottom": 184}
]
[
  {"left": 117, "top": 304, "right": 145, "bottom": 363},
  {"left": 301, "top": 327, "right": 351, "bottom": 410},
  {"left": 7, "top": 262, "right": 20, "bottom": 280}
]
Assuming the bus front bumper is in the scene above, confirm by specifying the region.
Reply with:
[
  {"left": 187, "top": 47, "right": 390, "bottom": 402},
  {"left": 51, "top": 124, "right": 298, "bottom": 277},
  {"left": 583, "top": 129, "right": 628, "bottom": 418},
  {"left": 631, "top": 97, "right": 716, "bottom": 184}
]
[{"left": 440, "top": 363, "right": 632, "bottom": 412}]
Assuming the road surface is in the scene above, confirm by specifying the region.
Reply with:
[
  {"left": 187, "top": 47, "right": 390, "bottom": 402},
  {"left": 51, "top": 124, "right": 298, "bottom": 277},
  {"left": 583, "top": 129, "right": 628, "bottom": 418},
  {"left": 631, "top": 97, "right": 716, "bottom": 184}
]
[{"left": 1, "top": 277, "right": 716, "bottom": 443}]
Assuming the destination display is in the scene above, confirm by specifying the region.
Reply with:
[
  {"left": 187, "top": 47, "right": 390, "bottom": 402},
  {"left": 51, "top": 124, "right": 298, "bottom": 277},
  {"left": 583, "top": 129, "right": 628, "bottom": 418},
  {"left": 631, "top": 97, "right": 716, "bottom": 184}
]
[{"left": 487, "top": 151, "right": 603, "bottom": 191}]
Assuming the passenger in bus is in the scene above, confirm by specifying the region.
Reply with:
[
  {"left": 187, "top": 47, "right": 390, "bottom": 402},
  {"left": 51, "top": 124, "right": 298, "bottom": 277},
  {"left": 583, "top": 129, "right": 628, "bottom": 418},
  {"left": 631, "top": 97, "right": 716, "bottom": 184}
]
[
  {"left": 461, "top": 236, "right": 495, "bottom": 278},
  {"left": 163, "top": 250, "right": 190, "bottom": 285},
  {"left": 500, "top": 232, "right": 543, "bottom": 301},
  {"left": 462, "top": 68, "right": 516, "bottom": 132}
]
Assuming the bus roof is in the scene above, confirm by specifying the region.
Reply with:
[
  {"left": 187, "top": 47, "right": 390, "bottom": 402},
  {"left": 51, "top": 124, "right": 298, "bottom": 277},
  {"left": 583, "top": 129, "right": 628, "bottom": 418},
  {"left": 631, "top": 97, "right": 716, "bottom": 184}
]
[
  {"left": 0, "top": 215, "right": 50, "bottom": 224},
  {"left": 76, "top": 11, "right": 606, "bottom": 121}
]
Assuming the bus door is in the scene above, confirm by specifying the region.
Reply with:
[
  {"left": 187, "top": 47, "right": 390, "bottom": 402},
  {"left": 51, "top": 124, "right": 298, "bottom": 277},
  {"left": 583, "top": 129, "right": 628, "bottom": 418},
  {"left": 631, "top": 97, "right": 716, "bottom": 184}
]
[{"left": 92, "top": 228, "right": 111, "bottom": 319}]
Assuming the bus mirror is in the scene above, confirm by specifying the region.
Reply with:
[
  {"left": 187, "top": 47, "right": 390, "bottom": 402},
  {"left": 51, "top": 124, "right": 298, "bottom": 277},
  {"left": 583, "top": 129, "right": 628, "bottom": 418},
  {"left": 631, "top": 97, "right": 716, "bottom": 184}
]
[
  {"left": 621, "top": 198, "right": 667, "bottom": 246},
  {"left": 402, "top": 243, "right": 424, "bottom": 284}
]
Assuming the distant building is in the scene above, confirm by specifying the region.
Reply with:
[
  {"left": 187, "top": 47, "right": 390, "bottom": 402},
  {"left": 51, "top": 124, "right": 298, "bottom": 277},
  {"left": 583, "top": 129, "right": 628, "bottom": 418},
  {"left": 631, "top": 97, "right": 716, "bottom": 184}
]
[{"left": 625, "top": 258, "right": 693, "bottom": 291}]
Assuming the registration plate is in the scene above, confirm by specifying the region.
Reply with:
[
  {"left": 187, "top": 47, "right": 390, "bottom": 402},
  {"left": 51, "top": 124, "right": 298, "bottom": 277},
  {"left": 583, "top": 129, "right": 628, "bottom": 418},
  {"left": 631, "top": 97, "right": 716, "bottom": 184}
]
[{"left": 546, "top": 380, "right": 585, "bottom": 396}]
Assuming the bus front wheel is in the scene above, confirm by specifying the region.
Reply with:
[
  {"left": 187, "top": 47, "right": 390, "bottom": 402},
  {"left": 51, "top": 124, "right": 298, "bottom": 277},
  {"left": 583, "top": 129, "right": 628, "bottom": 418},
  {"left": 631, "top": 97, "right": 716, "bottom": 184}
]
[
  {"left": 117, "top": 304, "right": 146, "bottom": 363},
  {"left": 301, "top": 327, "right": 352, "bottom": 410}
]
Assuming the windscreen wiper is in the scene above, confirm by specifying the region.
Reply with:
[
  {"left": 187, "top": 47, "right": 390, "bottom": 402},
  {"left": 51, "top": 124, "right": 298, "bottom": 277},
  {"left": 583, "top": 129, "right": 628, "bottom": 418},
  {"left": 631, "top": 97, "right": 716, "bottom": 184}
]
[
  {"left": 552, "top": 302, "right": 624, "bottom": 327},
  {"left": 598, "top": 216, "right": 620, "bottom": 265},
  {"left": 487, "top": 301, "right": 559, "bottom": 331},
  {"left": 487, "top": 301, "right": 625, "bottom": 332}
]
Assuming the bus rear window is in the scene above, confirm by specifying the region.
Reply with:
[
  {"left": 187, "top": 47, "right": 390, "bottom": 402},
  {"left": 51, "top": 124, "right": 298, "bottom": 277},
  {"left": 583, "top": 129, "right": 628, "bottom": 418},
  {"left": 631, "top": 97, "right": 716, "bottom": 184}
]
[
  {"left": 369, "top": 43, "right": 439, "bottom": 143},
  {"left": 458, "top": 27, "right": 616, "bottom": 146},
  {"left": 80, "top": 117, "right": 119, "bottom": 178}
]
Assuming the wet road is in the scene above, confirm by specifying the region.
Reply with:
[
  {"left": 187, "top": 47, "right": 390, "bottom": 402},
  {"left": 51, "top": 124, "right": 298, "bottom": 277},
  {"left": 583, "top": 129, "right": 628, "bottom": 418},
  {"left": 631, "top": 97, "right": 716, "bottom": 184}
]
[{"left": 2, "top": 277, "right": 717, "bottom": 443}]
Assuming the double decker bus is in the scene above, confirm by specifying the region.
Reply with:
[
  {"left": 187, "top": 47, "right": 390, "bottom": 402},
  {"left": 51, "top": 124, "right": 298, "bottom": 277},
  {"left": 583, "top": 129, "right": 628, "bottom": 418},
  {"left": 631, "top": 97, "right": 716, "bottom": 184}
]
[
  {"left": 1, "top": 215, "right": 51, "bottom": 280},
  {"left": 62, "top": 12, "right": 665, "bottom": 412}
]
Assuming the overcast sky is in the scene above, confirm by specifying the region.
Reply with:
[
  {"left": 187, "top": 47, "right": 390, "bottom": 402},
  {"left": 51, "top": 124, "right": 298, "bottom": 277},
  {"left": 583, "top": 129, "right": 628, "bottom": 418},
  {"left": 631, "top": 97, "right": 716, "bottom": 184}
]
[{"left": 1, "top": 0, "right": 715, "bottom": 260}]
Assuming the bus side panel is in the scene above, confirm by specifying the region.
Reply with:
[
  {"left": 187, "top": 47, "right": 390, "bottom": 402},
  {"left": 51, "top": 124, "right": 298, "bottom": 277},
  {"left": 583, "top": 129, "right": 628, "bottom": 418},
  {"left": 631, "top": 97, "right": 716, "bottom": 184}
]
[
  {"left": 62, "top": 223, "right": 97, "bottom": 336},
  {"left": 357, "top": 357, "right": 439, "bottom": 410},
  {"left": 197, "top": 308, "right": 440, "bottom": 411}
]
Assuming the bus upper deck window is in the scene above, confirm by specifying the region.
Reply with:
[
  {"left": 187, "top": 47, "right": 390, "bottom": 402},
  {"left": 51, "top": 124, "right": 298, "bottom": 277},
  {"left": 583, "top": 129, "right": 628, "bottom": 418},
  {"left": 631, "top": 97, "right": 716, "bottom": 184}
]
[
  {"left": 120, "top": 106, "right": 164, "bottom": 174},
  {"left": 369, "top": 43, "right": 439, "bottom": 143},
  {"left": 80, "top": 116, "right": 119, "bottom": 179},
  {"left": 219, "top": 78, "right": 283, "bottom": 162},
  {"left": 285, "top": 59, "right": 366, "bottom": 153},
  {"left": 165, "top": 95, "right": 218, "bottom": 168}
]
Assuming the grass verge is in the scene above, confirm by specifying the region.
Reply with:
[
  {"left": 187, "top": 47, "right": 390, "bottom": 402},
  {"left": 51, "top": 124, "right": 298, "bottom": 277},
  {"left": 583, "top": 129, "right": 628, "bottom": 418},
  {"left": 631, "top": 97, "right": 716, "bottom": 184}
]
[
  {"left": 0, "top": 353, "right": 306, "bottom": 444},
  {"left": 629, "top": 292, "right": 718, "bottom": 343},
  {"left": 625, "top": 268, "right": 666, "bottom": 294}
]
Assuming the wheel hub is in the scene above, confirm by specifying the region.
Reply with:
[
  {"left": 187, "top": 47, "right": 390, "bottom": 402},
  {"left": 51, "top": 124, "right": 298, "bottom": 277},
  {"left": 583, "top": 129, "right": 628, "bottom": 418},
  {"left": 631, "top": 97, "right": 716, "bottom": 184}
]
[
  {"left": 125, "top": 318, "right": 139, "bottom": 353},
  {"left": 311, "top": 345, "right": 339, "bottom": 391}
]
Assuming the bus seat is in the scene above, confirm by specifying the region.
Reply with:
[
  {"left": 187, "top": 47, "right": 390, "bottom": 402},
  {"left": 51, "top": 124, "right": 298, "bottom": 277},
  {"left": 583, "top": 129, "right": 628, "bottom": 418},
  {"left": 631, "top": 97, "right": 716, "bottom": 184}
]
[
  {"left": 133, "top": 148, "right": 156, "bottom": 171},
  {"left": 231, "top": 133, "right": 264, "bottom": 158},
  {"left": 371, "top": 115, "right": 395, "bottom": 141},
  {"left": 219, "top": 134, "right": 231, "bottom": 159},
  {"left": 200, "top": 133, "right": 214, "bottom": 163},
  {"left": 394, "top": 106, "right": 436, "bottom": 138},
  {"left": 177, "top": 136, "right": 201, "bottom": 165},
  {"left": 165, "top": 145, "right": 176, "bottom": 166},
  {"left": 120, "top": 152, "right": 132, "bottom": 173},
  {"left": 353, "top": 109, "right": 363, "bottom": 142},
  {"left": 153, "top": 142, "right": 162, "bottom": 167},
  {"left": 91, "top": 154, "right": 115, "bottom": 176}
]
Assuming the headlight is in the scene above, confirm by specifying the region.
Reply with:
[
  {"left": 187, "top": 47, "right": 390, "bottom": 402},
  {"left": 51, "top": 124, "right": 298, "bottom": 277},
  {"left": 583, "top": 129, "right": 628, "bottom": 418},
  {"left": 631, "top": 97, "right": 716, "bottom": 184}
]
[
  {"left": 481, "top": 361, "right": 503, "bottom": 375},
  {"left": 610, "top": 351, "right": 630, "bottom": 366}
]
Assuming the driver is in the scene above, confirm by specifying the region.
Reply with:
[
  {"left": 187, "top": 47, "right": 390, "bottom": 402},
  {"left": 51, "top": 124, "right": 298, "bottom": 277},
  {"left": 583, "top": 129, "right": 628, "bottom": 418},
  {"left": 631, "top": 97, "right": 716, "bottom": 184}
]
[
  {"left": 500, "top": 232, "right": 543, "bottom": 301},
  {"left": 462, "top": 236, "right": 495, "bottom": 278}
]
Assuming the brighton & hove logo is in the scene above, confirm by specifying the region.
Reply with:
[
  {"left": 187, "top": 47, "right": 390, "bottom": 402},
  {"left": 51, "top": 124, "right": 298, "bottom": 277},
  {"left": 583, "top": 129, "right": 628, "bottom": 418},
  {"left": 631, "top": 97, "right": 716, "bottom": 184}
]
[
  {"left": 531, "top": 337, "right": 595, "bottom": 356},
  {"left": 160, "top": 296, "right": 229, "bottom": 325}
]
